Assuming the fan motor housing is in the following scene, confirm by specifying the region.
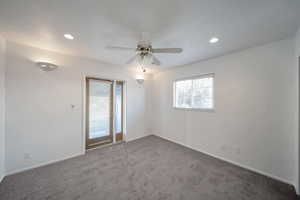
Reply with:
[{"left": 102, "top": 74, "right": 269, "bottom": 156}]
[{"left": 137, "top": 44, "right": 152, "bottom": 53}]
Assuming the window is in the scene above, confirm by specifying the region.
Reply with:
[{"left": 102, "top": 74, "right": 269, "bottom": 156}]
[{"left": 173, "top": 74, "right": 214, "bottom": 109}]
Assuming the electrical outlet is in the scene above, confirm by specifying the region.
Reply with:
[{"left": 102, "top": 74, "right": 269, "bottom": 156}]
[
  {"left": 236, "top": 147, "right": 241, "bottom": 154},
  {"left": 24, "top": 153, "right": 31, "bottom": 160},
  {"left": 228, "top": 146, "right": 234, "bottom": 154},
  {"left": 221, "top": 145, "right": 228, "bottom": 152},
  {"left": 221, "top": 145, "right": 226, "bottom": 151}
]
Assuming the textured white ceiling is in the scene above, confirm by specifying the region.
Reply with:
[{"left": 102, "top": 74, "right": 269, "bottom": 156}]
[{"left": 0, "top": 0, "right": 299, "bottom": 70}]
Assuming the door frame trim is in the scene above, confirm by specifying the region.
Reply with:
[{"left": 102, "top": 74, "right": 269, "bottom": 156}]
[
  {"left": 82, "top": 75, "right": 127, "bottom": 152},
  {"left": 85, "top": 77, "right": 113, "bottom": 149},
  {"left": 115, "top": 81, "right": 124, "bottom": 142}
]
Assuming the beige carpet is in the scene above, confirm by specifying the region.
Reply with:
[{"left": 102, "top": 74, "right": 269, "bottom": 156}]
[{"left": 0, "top": 135, "right": 296, "bottom": 200}]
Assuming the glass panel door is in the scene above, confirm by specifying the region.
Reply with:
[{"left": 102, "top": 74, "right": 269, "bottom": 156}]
[
  {"left": 115, "top": 82, "right": 123, "bottom": 141},
  {"left": 86, "top": 78, "right": 113, "bottom": 149}
]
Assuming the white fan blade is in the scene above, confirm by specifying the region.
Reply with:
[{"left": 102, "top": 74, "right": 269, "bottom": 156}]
[
  {"left": 106, "top": 46, "right": 136, "bottom": 51},
  {"left": 152, "top": 55, "right": 160, "bottom": 65},
  {"left": 152, "top": 48, "right": 183, "bottom": 53},
  {"left": 126, "top": 55, "right": 138, "bottom": 64}
]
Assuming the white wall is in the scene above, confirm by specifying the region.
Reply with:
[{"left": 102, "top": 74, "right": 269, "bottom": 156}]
[
  {"left": 152, "top": 38, "right": 298, "bottom": 189},
  {"left": 0, "top": 36, "right": 6, "bottom": 182},
  {"left": 5, "top": 42, "right": 149, "bottom": 174},
  {"left": 296, "top": 27, "right": 300, "bottom": 193},
  {"left": 296, "top": 28, "right": 300, "bottom": 56},
  {"left": 2, "top": 35, "right": 299, "bottom": 192}
]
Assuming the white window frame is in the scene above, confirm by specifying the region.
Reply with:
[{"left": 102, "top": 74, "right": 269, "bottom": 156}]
[{"left": 173, "top": 73, "right": 215, "bottom": 111}]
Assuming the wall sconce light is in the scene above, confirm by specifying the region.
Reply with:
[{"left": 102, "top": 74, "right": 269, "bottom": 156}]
[
  {"left": 136, "top": 74, "right": 145, "bottom": 84},
  {"left": 36, "top": 61, "right": 58, "bottom": 71}
]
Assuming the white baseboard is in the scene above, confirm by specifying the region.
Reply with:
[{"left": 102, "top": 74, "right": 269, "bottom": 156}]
[
  {"left": 126, "top": 133, "right": 152, "bottom": 142},
  {"left": 6, "top": 152, "right": 85, "bottom": 176},
  {"left": 155, "top": 134, "right": 296, "bottom": 190},
  {"left": 6, "top": 133, "right": 151, "bottom": 176},
  {"left": 3, "top": 134, "right": 297, "bottom": 194}
]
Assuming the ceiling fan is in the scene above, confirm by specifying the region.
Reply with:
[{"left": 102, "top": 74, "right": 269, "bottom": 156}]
[{"left": 106, "top": 34, "right": 183, "bottom": 72}]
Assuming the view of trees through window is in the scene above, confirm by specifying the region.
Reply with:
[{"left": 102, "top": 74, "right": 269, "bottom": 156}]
[{"left": 174, "top": 75, "right": 214, "bottom": 109}]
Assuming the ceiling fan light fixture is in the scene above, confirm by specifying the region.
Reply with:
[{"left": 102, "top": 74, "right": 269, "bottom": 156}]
[
  {"left": 209, "top": 37, "right": 219, "bottom": 44},
  {"left": 106, "top": 33, "right": 183, "bottom": 66},
  {"left": 138, "top": 53, "right": 153, "bottom": 67}
]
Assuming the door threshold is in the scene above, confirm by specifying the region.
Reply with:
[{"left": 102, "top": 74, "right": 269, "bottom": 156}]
[{"left": 86, "top": 140, "right": 125, "bottom": 152}]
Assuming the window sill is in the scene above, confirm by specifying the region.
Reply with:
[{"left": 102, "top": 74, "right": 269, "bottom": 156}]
[{"left": 173, "top": 107, "right": 215, "bottom": 112}]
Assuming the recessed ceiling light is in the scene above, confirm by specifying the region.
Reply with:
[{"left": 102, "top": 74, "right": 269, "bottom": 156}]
[
  {"left": 64, "top": 33, "right": 74, "bottom": 40},
  {"left": 209, "top": 37, "right": 219, "bottom": 44}
]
